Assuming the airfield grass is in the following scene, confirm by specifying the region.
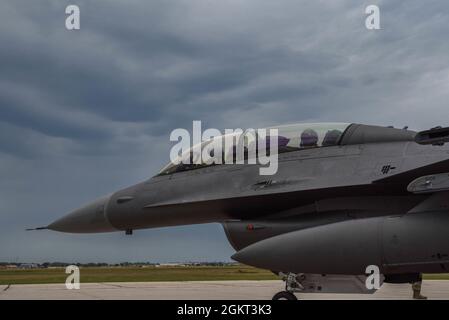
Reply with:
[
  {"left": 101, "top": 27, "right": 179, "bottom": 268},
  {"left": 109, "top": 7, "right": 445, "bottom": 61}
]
[
  {"left": 422, "top": 274, "right": 449, "bottom": 280},
  {"left": 0, "top": 265, "right": 278, "bottom": 285},
  {"left": 1, "top": 266, "right": 449, "bottom": 285}
]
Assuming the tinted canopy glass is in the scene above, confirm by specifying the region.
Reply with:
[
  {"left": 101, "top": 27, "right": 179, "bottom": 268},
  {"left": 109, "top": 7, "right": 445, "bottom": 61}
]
[
  {"left": 158, "top": 122, "right": 351, "bottom": 175},
  {"left": 269, "top": 122, "right": 350, "bottom": 150}
]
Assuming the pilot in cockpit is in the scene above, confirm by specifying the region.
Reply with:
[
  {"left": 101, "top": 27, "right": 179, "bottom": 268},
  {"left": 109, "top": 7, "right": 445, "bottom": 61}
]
[
  {"left": 322, "top": 129, "right": 342, "bottom": 147},
  {"left": 300, "top": 129, "right": 319, "bottom": 148}
]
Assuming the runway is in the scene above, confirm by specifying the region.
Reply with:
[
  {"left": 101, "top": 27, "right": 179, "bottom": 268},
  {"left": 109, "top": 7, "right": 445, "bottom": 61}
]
[{"left": 0, "top": 280, "right": 448, "bottom": 300}]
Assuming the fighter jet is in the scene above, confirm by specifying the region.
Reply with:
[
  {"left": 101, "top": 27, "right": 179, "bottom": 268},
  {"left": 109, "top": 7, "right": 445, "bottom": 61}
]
[{"left": 32, "top": 122, "right": 449, "bottom": 299}]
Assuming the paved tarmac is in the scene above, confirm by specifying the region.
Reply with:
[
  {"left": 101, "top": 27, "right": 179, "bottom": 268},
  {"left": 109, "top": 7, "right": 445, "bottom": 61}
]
[{"left": 0, "top": 280, "right": 448, "bottom": 300}]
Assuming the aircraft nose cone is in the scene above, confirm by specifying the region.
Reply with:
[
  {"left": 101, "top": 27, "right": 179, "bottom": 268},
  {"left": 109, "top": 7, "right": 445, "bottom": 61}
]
[{"left": 48, "top": 195, "right": 116, "bottom": 233}]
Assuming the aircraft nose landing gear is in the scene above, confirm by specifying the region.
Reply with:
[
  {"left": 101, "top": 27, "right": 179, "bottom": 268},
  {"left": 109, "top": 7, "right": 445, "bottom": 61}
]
[
  {"left": 272, "top": 272, "right": 383, "bottom": 299},
  {"left": 272, "top": 291, "right": 297, "bottom": 300},
  {"left": 272, "top": 272, "right": 304, "bottom": 300}
]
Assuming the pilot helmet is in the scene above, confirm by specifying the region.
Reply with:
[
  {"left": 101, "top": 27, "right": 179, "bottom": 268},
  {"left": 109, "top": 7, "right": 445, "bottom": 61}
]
[{"left": 300, "top": 129, "right": 319, "bottom": 147}]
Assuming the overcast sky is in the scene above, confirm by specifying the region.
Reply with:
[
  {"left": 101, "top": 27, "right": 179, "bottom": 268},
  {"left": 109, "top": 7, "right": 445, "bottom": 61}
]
[{"left": 1, "top": 0, "right": 449, "bottom": 263}]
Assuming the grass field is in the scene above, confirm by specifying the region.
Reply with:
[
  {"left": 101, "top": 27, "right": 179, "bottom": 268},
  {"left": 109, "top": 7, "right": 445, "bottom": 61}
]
[
  {"left": 0, "top": 265, "right": 278, "bottom": 285},
  {"left": 422, "top": 274, "right": 449, "bottom": 280},
  {"left": 1, "top": 266, "right": 448, "bottom": 285}
]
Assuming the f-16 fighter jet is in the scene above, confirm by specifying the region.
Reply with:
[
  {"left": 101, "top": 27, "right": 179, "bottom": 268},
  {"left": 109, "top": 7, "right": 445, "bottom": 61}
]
[{"left": 32, "top": 123, "right": 449, "bottom": 299}]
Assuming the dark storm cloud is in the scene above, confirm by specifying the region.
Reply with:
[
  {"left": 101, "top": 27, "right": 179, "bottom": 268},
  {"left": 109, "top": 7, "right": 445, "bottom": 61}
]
[
  {"left": 1, "top": 0, "right": 357, "bottom": 134},
  {"left": 1, "top": 0, "right": 449, "bottom": 262}
]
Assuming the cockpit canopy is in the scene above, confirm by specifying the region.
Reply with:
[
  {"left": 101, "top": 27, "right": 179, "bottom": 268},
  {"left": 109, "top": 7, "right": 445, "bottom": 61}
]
[
  {"left": 268, "top": 122, "right": 350, "bottom": 149},
  {"left": 158, "top": 122, "right": 351, "bottom": 176}
]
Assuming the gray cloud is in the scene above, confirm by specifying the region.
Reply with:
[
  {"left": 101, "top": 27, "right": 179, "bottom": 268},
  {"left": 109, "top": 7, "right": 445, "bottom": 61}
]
[{"left": 1, "top": 0, "right": 449, "bottom": 262}]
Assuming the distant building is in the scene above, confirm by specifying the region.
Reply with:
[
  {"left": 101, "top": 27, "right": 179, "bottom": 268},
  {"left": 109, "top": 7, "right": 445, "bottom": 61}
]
[
  {"left": 156, "top": 263, "right": 186, "bottom": 267},
  {"left": 19, "top": 263, "right": 39, "bottom": 269}
]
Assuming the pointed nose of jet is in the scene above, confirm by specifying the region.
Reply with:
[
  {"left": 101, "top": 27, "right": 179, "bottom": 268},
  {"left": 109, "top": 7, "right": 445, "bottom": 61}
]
[{"left": 48, "top": 195, "right": 116, "bottom": 233}]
